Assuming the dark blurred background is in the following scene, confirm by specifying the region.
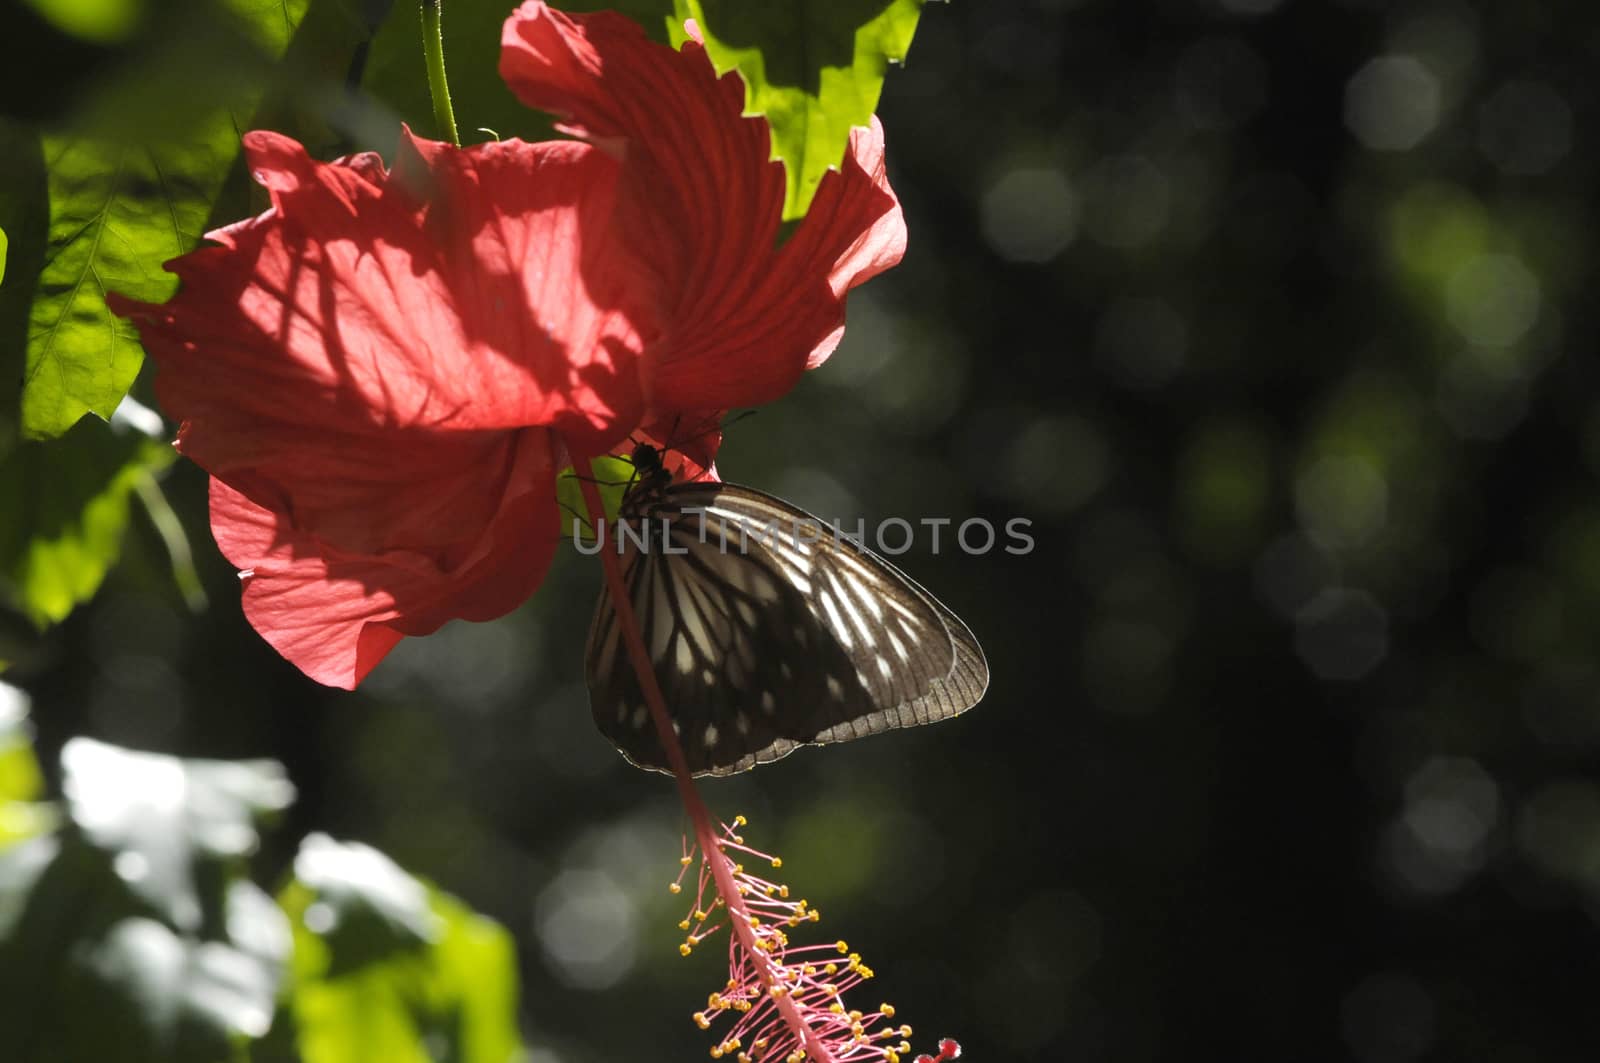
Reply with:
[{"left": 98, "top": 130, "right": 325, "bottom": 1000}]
[{"left": 10, "top": 0, "right": 1600, "bottom": 1059}]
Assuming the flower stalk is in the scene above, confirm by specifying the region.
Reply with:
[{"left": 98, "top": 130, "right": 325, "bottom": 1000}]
[{"left": 421, "top": 0, "right": 460, "bottom": 146}]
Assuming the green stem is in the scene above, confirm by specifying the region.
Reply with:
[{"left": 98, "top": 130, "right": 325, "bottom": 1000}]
[
  {"left": 133, "top": 473, "right": 208, "bottom": 613},
  {"left": 421, "top": 0, "right": 459, "bottom": 146}
]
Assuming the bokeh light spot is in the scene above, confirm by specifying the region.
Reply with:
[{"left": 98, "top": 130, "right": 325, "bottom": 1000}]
[
  {"left": 1254, "top": 534, "right": 1338, "bottom": 617},
  {"left": 1445, "top": 253, "right": 1541, "bottom": 348},
  {"left": 1294, "top": 456, "right": 1388, "bottom": 551},
  {"left": 1516, "top": 779, "right": 1600, "bottom": 893},
  {"left": 1295, "top": 588, "right": 1389, "bottom": 680},
  {"left": 1082, "top": 156, "right": 1171, "bottom": 250},
  {"left": 534, "top": 869, "right": 638, "bottom": 990},
  {"left": 981, "top": 166, "right": 1078, "bottom": 263},
  {"left": 1345, "top": 57, "right": 1441, "bottom": 151},
  {"left": 1380, "top": 757, "right": 1500, "bottom": 895},
  {"left": 1341, "top": 972, "right": 1435, "bottom": 1063},
  {"left": 1477, "top": 79, "right": 1572, "bottom": 176},
  {"left": 1003, "top": 414, "right": 1110, "bottom": 515}
]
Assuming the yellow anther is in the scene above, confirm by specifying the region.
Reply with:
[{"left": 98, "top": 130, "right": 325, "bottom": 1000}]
[
  {"left": 710, "top": 1046, "right": 724, "bottom": 1059},
  {"left": 679, "top": 919, "right": 691, "bottom": 930},
  {"left": 858, "top": 964, "right": 875, "bottom": 979},
  {"left": 681, "top": 855, "right": 693, "bottom": 866},
  {"left": 824, "top": 984, "right": 839, "bottom": 997},
  {"left": 770, "top": 857, "right": 783, "bottom": 869},
  {"left": 880, "top": 1004, "right": 895, "bottom": 1018},
  {"left": 829, "top": 1003, "right": 844, "bottom": 1014},
  {"left": 835, "top": 940, "right": 850, "bottom": 953},
  {"left": 734, "top": 815, "right": 747, "bottom": 826},
  {"left": 754, "top": 1039, "right": 769, "bottom": 1050},
  {"left": 849, "top": 1010, "right": 863, "bottom": 1021},
  {"left": 808, "top": 910, "right": 820, "bottom": 922},
  {"left": 886, "top": 1053, "right": 899, "bottom": 1063},
  {"left": 748, "top": 915, "right": 761, "bottom": 928},
  {"left": 733, "top": 863, "right": 744, "bottom": 874},
  {"left": 765, "top": 885, "right": 777, "bottom": 897},
  {"left": 899, "top": 1024, "right": 913, "bottom": 1037},
  {"left": 824, "top": 963, "right": 838, "bottom": 974},
  {"left": 694, "top": 1013, "right": 711, "bottom": 1029},
  {"left": 778, "top": 885, "right": 789, "bottom": 898},
  {"left": 737, "top": 885, "right": 750, "bottom": 895},
  {"left": 680, "top": 943, "right": 693, "bottom": 956},
  {"left": 669, "top": 882, "right": 682, "bottom": 894},
  {"left": 896, "top": 1042, "right": 911, "bottom": 1055}
]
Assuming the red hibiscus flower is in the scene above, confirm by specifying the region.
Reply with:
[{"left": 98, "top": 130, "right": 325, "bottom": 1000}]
[
  {"left": 501, "top": 2, "right": 906, "bottom": 458},
  {"left": 112, "top": 1, "right": 905, "bottom": 688}
]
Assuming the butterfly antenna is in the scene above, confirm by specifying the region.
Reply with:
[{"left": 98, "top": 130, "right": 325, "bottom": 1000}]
[{"left": 559, "top": 500, "right": 596, "bottom": 538}]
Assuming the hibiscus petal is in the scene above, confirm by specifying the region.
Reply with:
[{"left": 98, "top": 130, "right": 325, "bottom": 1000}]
[
  {"left": 211, "top": 427, "right": 560, "bottom": 688},
  {"left": 499, "top": 2, "right": 906, "bottom": 415},
  {"left": 114, "top": 130, "right": 650, "bottom": 467}
]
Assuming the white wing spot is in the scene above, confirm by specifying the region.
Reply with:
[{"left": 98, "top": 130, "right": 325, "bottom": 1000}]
[
  {"left": 735, "top": 712, "right": 751, "bottom": 735},
  {"left": 760, "top": 691, "right": 776, "bottom": 715},
  {"left": 876, "top": 655, "right": 892, "bottom": 678},
  {"left": 675, "top": 634, "right": 694, "bottom": 674},
  {"left": 703, "top": 724, "right": 719, "bottom": 748},
  {"left": 826, "top": 675, "right": 844, "bottom": 700},
  {"left": 671, "top": 719, "right": 681, "bottom": 736},
  {"left": 702, "top": 668, "right": 716, "bottom": 686},
  {"left": 780, "top": 662, "right": 793, "bottom": 680},
  {"left": 818, "top": 591, "right": 851, "bottom": 649},
  {"left": 888, "top": 630, "right": 909, "bottom": 662}
]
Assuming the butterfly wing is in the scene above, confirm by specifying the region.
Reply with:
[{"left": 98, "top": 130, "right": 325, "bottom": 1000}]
[{"left": 585, "top": 482, "right": 988, "bottom": 776}]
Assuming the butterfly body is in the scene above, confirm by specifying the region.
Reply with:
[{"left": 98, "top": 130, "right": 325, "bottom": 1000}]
[{"left": 585, "top": 446, "right": 988, "bottom": 776}]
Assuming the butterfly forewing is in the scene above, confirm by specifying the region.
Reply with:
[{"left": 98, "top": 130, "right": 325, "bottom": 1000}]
[{"left": 585, "top": 477, "right": 988, "bottom": 777}]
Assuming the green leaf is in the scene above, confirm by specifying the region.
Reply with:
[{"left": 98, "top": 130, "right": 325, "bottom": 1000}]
[
  {"left": 24, "top": 0, "right": 144, "bottom": 44},
  {"left": 0, "top": 415, "right": 175, "bottom": 628},
  {"left": 556, "top": 454, "right": 635, "bottom": 545},
  {"left": 17, "top": 0, "right": 313, "bottom": 440},
  {"left": 60, "top": 738, "right": 295, "bottom": 932},
  {"left": 0, "top": 223, "right": 8, "bottom": 284},
  {"left": 554, "top": 0, "right": 677, "bottom": 43},
  {"left": 682, "top": 0, "right": 926, "bottom": 221},
  {"left": 0, "top": 683, "right": 56, "bottom": 849},
  {"left": 279, "top": 834, "right": 524, "bottom": 1063},
  {"left": 0, "top": 741, "right": 296, "bottom": 1063},
  {"left": 20, "top": 134, "right": 235, "bottom": 438},
  {"left": 0, "top": 683, "right": 42, "bottom": 804}
]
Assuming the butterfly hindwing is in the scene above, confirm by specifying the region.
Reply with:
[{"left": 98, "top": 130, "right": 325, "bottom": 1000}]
[{"left": 585, "top": 478, "right": 989, "bottom": 776}]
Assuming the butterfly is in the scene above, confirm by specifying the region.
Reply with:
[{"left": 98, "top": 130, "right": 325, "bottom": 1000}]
[{"left": 584, "top": 443, "right": 988, "bottom": 776}]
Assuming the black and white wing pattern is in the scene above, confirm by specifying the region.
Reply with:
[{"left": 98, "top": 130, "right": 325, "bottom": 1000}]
[{"left": 585, "top": 477, "right": 988, "bottom": 777}]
